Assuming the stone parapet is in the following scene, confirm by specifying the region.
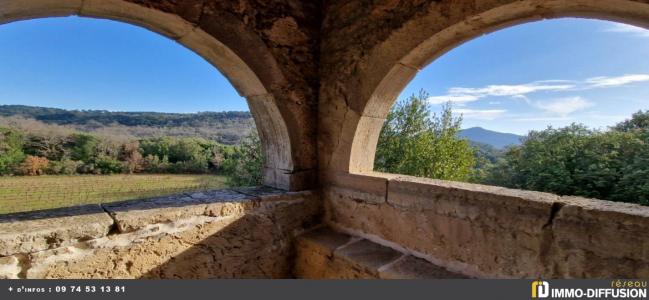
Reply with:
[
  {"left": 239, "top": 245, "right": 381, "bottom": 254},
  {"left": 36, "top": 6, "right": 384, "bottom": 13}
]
[
  {"left": 324, "top": 172, "right": 649, "bottom": 278},
  {"left": 0, "top": 187, "right": 321, "bottom": 279}
]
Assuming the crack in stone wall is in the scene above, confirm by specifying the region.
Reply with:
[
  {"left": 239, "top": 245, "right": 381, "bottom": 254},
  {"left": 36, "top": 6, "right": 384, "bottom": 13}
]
[{"left": 324, "top": 172, "right": 649, "bottom": 278}]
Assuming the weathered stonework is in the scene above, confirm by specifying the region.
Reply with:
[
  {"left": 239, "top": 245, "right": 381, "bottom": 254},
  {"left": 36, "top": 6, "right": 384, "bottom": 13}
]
[
  {"left": 103, "top": 189, "right": 252, "bottom": 232},
  {"left": 324, "top": 173, "right": 649, "bottom": 278},
  {"left": 0, "top": 188, "right": 321, "bottom": 279},
  {"left": 3, "top": 0, "right": 649, "bottom": 279},
  {"left": 0, "top": 205, "right": 114, "bottom": 256}
]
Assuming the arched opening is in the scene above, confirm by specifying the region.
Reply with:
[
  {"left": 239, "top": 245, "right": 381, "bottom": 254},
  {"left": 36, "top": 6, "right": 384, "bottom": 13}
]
[
  {"left": 316, "top": 2, "right": 649, "bottom": 279},
  {"left": 373, "top": 17, "right": 649, "bottom": 204},
  {"left": 343, "top": 1, "right": 649, "bottom": 204},
  {"left": 0, "top": 0, "right": 298, "bottom": 196}
]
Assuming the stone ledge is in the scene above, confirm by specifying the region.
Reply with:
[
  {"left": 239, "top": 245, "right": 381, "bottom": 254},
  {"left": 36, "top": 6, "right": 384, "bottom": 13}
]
[
  {"left": 325, "top": 171, "right": 391, "bottom": 203},
  {"left": 294, "top": 227, "right": 466, "bottom": 279},
  {"left": 103, "top": 189, "right": 254, "bottom": 232},
  {"left": 0, "top": 204, "right": 114, "bottom": 256},
  {"left": 379, "top": 255, "right": 468, "bottom": 279},
  {"left": 0, "top": 187, "right": 303, "bottom": 257},
  {"left": 334, "top": 238, "right": 402, "bottom": 278},
  {"left": 234, "top": 186, "right": 315, "bottom": 202},
  {"left": 0, "top": 187, "right": 320, "bottom": 279},
  {"left": 299, "top": 227, "right": 352, "bottom": 254},
  {"left": 388, "top": 174, "right": 559, "bottom": 210}
]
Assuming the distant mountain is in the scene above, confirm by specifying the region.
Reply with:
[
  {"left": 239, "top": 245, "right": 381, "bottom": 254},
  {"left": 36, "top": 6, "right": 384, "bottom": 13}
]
[
  {"left": 458, "top": 127, "right": 523, "bottom": 149},
  {"left": 0, "top": 105, "right": 252, "bottom": 127},
  {"left": 0, "top": 105, "right": 255, "bottom": 144}
]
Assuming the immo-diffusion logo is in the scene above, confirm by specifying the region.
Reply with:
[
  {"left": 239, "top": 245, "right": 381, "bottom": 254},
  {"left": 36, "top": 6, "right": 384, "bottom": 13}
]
[
  {"left": 532, "top": 280, "right": 648, "bottom": 299},
  {"left": 532, "top": 281, "right": 550, "bottom": 298}
]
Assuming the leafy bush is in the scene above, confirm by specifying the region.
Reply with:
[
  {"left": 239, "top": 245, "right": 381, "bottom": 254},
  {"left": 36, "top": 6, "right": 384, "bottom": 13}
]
[
  {"left": 168, "top": 160, "right": 209, "bottom": 174},
  {"left": 0, "top": 127, "right": 26, "bottom": 175},
  {"left": 483, "top": 121, "right": 649, "bottom": 205},
  {"left": 142, "top": 154, "right": 170, "bottom": 173},
  {"left": 168, "top": 138, "right": 206, "bottom": 163},
  {"left": 23, "top": 134, "right": 69, "bottom": 161},
  {"left": 70, "top": 133, "right": 99, "bottom": 162},
  {"left": 94, "top": 156, "right": 124, "bottom": 174},
  {"left": 119, "top": 141, "right": 143, "bottom": 173},
  {"left": 140, "top": 137, "right": 173, "bottom": 160},
  {"left": 16, "top": 155, "right": 49, "bottom": 176},
  {"left": 46, "top": 159, "right": 83, "bottom": 175},
  {"left": 222, "top": 131, "right": 264, "bottom": 186}
]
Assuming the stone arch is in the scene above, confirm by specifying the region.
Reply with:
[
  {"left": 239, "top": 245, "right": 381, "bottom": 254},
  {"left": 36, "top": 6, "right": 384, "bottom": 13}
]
[
  {"left": 0, "top": 0, "right": 302, "bottom": 189},
  {"left": 340, "top": 0, "right": 649, "bottom": 173}
]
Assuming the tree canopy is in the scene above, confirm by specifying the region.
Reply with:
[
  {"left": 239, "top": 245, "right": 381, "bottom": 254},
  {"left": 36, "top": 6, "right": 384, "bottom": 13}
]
[
  {"left": 483, "top": 111, "right": 649, "bottom": 205},
  {"left": 374, "top": 90, "right": 477, "bottom": 181}
]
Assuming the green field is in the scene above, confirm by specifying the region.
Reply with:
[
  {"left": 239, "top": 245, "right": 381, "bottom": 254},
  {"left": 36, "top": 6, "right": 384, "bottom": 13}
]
[{"left": 0, "top": 174, "right": 228, "bottom": 214}]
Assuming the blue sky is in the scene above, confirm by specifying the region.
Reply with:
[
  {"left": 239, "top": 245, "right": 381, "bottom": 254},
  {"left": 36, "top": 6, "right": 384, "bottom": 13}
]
[
  {"left": 0, "top": 17, "right": 648, "bottom": 134},
  {"left": 0, "top": 17, "right": 245, "bottom": 113},
  {"left": 400, "top": 18, "right": 649, "bottom": 134}
]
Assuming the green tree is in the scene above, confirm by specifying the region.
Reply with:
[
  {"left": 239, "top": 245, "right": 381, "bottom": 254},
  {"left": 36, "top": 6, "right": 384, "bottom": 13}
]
[
  {"left": 23, "top": 135, "right": 68, "bottom": 161},
  {"left": 168, "top": 138, "right": 205, "bottom": 163},
  {"left": 0, "top": 127, "right": 26, "bottom": 174},
  {"left": 374, "top": 90, "right": 476, "bottom": 181},
  {"left": 119, "top": 141, "right": 143, "bottom": 173},
  {"left": 223, "top": 131, "right": 264, "bottom": 186},
  {"left": 613, "top": 131, "right": 649, "bottom": 204},
  {"left": 614, "top": 110, "right": 649, "bottom": 132},
  {"left": 483, "top": 121, "right": 649, "bottom": 205},
  {"left": 69, "top": 133, "right": 99, "bottom": 163},
  {"left": 140, "top": 137, "right": 173, "bottom": 160}
]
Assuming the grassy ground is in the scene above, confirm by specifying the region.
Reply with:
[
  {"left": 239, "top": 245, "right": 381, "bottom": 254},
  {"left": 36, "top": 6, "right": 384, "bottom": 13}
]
[{"left": 0, "top": 174, "right": 228, "bottom": 214}]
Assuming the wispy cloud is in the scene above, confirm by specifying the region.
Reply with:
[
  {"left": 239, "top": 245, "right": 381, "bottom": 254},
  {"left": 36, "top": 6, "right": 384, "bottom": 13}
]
[
  {"left": 448, "top": 82, "right": 574, "bottom": 98},
  {"left": 585, "top": 74, "right": 649, "bottom": 87},
  {"left": 427, "top": 74, "right": 649, "bottom": 105},
  {"left": 604, "top": 23, "right": 649, "bottom": 38},
  {"left": 428, "top": 94, "right": 479, "bottom": 104},
  {"left": 454, "top": 108, "right": 507, "bottom": 120},
  {"left": 534, "top": 96, "right": 594, "bottom": 117},
  {"left": 513, "top": 117, "right": 573, "bottom": 122},
  {"left": 427, "top": 81, "right": 573, "bottom": 104}
]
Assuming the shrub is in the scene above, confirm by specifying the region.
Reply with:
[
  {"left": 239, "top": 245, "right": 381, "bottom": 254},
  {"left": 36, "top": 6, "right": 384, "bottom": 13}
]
[
  {"left": 168, "top": 159, "right": 208, "bottom": 174},
  {"left": 142, "top": 154, "right": 169, "bottom": 173},
  {"left": 46, "top": 159, "right": 83, "bottom": 175},
  {"left": 77, "top": 163, "right": 97, "bottom": 174},
  {"left": 119, "top": 141, "right": 143, "bottom": 173},
  {"left": 482, "top": 123, "right": 649, "bottom": 205},
  {"left": 0, "top": 127, "right": 26, "bottom": 175},
  {"left": 210, "top": 151, "right": 225, "bottom": 171},
  {"left": 94, "top": 156, "right": 124, "bottom": 174},
  {"left": 16, "top": 155, "right": 49, "bottom": 176},
  {"left": 70, "top": 133, "right": 99, "bottom": 162},
  {"left": 222, "top": 131, "right": 264, "bottom": 186}
]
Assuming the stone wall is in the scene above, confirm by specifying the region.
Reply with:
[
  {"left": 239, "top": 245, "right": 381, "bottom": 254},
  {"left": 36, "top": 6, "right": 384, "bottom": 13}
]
[
  {"left": 121, "top": 0, "right": 322, "bottom": 188},
  {"left": 0, "top": 187, "right": 321, "bottom": 279},
  {"left": 323, "top": 172, "right": 649, "bottom": 278}
]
